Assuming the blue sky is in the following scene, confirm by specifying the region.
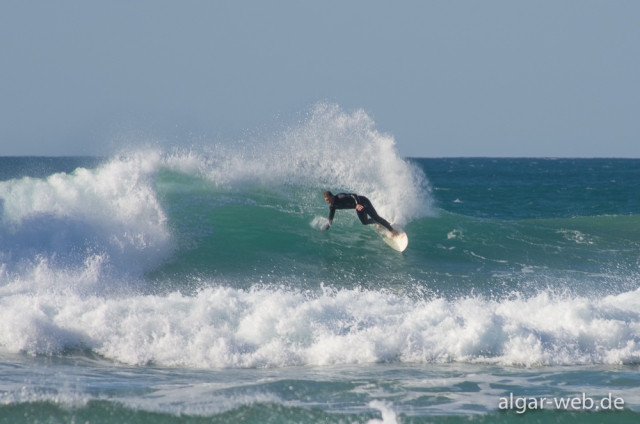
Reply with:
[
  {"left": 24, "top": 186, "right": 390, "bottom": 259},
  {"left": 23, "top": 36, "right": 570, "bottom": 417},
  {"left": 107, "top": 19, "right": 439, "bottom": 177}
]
[{"left": 1, "top": 1, "right": 638, "bottom": 157}]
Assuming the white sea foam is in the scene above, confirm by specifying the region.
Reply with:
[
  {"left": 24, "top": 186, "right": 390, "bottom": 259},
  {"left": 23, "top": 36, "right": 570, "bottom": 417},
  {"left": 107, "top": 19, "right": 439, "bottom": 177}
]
[
  {"left": 0, "top": 152, "right": 173, "bottom": 282},
  {"left": 2, "top": 284, "right": 640, "bottom": 368},
  {"left": 367, "top": 401, "right": 399, "bottom": 424}
]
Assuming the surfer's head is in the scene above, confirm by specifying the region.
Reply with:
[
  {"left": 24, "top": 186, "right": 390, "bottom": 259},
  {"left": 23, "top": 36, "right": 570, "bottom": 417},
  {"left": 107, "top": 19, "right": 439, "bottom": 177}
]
[{"left": 323, "top": 191, "right": 335, "bottom": 205}]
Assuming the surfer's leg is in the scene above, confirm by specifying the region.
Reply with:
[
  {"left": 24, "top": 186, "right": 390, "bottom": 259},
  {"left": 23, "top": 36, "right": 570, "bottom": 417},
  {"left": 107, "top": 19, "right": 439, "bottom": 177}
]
[
  {"left": 356, "top": 196, "right": 374, "bottom": 225},
  {"left": 362, "top": 201, "right": 394, "bottom": 233},
  {"left": 356, "top": 208, "right": 370, "bottom": 225}
]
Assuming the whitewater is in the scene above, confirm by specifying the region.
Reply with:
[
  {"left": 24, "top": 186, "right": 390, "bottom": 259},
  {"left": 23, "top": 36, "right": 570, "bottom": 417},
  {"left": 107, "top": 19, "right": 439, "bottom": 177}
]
[{"left": 1, "top": 104, "right": 640, "bottom": 423}]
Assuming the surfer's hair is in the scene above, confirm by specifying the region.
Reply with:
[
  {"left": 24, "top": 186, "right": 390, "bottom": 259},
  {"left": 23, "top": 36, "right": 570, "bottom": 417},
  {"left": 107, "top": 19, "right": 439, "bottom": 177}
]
[{"left": 323, "top": 191, "right": 334, "bottom": 199}]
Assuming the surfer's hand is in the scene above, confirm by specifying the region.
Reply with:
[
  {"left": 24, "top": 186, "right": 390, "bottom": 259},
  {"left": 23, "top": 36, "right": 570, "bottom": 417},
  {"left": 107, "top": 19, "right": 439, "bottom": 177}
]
[
  {"left": 355, "top": 204, "right": 364, "bottom": 211},
  {"left": 320, "top": 223, "right": 330, "bottom": 232}
]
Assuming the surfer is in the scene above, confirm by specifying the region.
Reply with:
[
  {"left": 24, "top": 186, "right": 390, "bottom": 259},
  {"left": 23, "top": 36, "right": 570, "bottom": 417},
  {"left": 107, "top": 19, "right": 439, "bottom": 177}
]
[{"left": 322, "top": 191, "right": 399, "bottom": 236}]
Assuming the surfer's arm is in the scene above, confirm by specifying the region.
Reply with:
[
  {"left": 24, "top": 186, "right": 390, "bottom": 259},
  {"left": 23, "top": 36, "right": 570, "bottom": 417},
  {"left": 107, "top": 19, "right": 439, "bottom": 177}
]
[
  {"left": 328, "top": 207, "right": 335, "bottom": 223},
  {"left": 323, "top": 206, "right": 335, "bottom": 231}
]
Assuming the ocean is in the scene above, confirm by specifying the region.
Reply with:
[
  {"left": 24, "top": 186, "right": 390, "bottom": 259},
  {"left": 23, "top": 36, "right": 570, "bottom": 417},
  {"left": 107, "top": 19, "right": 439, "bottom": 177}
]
[{"left": 1, "top": 105, "right": 639, "bottom": 423}]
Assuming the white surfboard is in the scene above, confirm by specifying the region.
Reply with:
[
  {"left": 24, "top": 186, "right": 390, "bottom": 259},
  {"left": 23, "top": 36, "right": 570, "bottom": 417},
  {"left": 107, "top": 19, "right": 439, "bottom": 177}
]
[{"left": 374, "top": 223, "right": 408, "bottom": 252}]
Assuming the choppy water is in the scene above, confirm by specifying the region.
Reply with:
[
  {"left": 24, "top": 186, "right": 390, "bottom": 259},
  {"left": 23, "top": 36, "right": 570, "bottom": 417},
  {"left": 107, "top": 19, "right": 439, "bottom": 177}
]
[{"left": 1, "top": 105, "right": 639, "bottom": 422}]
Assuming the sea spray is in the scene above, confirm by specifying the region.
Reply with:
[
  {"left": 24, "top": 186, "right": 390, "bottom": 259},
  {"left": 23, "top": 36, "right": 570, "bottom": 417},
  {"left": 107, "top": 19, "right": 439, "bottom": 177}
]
[{"left": 178, "top": 103, "right": 434, "bottom": 224}]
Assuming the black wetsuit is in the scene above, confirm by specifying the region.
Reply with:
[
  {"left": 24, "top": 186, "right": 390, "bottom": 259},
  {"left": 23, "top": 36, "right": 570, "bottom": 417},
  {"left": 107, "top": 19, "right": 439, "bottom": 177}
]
[{"left": 327, "top": 193, "right": 394, "bottom": 232}]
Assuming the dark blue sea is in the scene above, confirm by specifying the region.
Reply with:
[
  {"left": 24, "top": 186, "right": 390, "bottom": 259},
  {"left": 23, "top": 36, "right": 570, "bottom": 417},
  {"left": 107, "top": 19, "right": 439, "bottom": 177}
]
[{"left": 1, "top": 106, "right": 639, "bottom": 422}]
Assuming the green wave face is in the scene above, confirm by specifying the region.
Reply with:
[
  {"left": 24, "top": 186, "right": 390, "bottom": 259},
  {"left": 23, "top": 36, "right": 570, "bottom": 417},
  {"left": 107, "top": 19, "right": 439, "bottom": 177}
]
[{"left": 147, "top": 159, "right": 640, "bottom": 299}]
